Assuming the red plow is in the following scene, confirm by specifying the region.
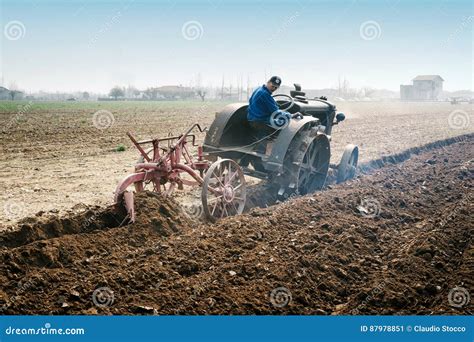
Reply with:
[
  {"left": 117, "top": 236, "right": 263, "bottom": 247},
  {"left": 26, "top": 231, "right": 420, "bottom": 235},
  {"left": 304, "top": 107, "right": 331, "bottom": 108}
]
[{"left": 114, "top": 124, "right": 247, "bottom": 223}]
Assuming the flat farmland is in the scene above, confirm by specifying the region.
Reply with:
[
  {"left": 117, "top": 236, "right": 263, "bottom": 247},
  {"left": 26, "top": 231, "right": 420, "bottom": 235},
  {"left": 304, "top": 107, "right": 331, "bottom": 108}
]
[{"left": 0, "top": 100, "right": 472, "bottom": 225}]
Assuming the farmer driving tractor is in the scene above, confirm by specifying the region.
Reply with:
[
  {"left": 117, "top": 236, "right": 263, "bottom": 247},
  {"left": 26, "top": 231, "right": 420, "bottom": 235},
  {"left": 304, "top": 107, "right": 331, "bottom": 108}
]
[{"left": 247, "top": 76, "right": 299, "bottom": 154}]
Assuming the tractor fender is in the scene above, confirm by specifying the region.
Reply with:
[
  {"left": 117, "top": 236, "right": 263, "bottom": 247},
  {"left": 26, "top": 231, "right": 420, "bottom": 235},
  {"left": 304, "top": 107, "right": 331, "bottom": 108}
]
[
  {"left": 266, "top": 116, "right": 322, "bottom": 171},
  {"left": 203, "top": 103, "right": 248, "bottom": 148}
]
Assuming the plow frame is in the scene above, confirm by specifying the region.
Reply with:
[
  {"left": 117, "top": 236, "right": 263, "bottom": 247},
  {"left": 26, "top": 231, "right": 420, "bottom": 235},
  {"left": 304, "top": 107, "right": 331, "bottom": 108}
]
[{"left": 114, "top": 123, "right": 247, "bottom": 223}]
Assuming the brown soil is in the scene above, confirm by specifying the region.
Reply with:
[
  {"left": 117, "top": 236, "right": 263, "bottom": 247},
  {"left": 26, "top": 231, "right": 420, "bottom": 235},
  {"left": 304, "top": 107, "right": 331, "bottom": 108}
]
[
  {"left": 1, "top": 101, "right": 472, "bottom": 224},
  {"left": 0, "top": 135, "right": 472, "bottom": 315}
]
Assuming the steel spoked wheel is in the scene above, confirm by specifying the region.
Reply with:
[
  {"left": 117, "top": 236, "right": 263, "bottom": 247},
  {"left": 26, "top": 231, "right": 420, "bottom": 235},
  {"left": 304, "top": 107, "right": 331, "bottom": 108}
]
[
  {"left": 133, "top": 171, "right": 176, "bottom": 196},
  {"left": 337, "top": 144, "right": 359, "bottom": 183},
  {"left": 201, "top": 159, "right": 246, "bottom": 222},
  {"left": 298, "top": 137, "right": 330, "bottom": 194},
  {"left": 141, "top": 177, "right": 176, "bottom": 195}
]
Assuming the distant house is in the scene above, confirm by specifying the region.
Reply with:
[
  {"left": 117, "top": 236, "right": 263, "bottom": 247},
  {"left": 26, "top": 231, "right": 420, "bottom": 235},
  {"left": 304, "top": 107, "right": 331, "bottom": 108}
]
[
  {"left": 400, "top": 75, "right": 444, "bottom": 101},
  {"left": 0, "top": 87, "right": 10, "bottom": 100},
  {"left": 156, "top": 85, "right": 195, "bottom": 100}
]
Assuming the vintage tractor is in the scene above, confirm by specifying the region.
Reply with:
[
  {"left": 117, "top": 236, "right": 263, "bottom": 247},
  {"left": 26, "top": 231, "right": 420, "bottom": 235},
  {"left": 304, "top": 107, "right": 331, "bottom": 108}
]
[
  {"left": 203, "top": 84, "right": 359, "bottom": 198},
  {"left": 114, "top": 84, "right": 358, "bottom": 223}
]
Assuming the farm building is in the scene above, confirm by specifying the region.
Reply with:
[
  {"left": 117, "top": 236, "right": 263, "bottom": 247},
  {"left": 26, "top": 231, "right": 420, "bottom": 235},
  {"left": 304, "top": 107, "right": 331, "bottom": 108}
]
[
  {"left": 400, "top": 75, "right": 444, "bottom": 101},
  {"left": 0, "top": 87, "right": 10, "bottom": 100},
  {"left": 0, "top": 86, "right": 24, "bottom": 100},
  {"left": 155, "top": 85, "right": 195, "bottom": 100}
]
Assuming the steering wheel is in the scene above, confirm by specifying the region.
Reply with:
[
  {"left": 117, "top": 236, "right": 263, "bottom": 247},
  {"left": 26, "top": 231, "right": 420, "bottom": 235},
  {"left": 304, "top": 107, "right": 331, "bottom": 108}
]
[{"left": 272, "top": 94, "right": 294, "bottom": 111}]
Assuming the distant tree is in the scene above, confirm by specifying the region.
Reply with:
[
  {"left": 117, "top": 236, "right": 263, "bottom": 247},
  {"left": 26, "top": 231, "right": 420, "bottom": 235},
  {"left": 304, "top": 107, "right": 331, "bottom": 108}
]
[
  {"left": 8, "top": 81, "right": 21, "bottom": 100},
  {"left": 194, "top": 73, "right": 206, "bottom": 101},
  {"left": 221, "top": 75, "right": 225, "bottom": 99},
  {"left": 158, "top": 87, "right": 194, "bottom": 100},
  {"left": 125, "top": 85, "right": 140, "bottom": 99},
  {"left": 133, "top": 88, "right": 141, "bottom": 98},
  {"left": 362, "top": 87, "right": 375, "bottom": 98},
  {"left": 337, "top": 76, "right": 350, "bottom": 98},
  {"left": 9, "top": 90, "right": 19, "bottom": 100},
  {"left": 109, "top": 86, "right": 125, "bottom": 100},
  {"left": 82, "top": 91, "right": 90, "bottom": 100},
  {"left": 197, "top": 89, "right": 206, "bottom": 101},
  {"left": 144, "top": 87, "right": 159, "bottom": 99}
]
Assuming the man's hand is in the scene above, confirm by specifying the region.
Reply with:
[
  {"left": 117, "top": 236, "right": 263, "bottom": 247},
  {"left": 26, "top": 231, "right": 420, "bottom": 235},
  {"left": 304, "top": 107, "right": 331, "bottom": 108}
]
[{"left": 292, "top": 112, "right": 303, "bottom": 120}]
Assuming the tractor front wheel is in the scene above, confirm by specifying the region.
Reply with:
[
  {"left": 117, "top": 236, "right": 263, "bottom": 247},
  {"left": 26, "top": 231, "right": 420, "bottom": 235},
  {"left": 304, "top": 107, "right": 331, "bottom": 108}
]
[{"left": 337, "top": 144, "right": 359, "bottom": 183}]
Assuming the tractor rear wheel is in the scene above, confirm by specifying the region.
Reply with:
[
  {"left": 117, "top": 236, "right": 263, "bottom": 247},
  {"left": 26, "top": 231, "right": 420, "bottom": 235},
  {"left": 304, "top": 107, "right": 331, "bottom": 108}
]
[{"left": 272, "top": 133, "right": 330, "bottom": 199}]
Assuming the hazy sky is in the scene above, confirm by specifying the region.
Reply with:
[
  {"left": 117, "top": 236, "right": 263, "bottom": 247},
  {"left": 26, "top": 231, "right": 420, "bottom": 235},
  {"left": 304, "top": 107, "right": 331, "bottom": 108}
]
[{"left": 1, "top": 0, "right": 472, "bottom": 93}]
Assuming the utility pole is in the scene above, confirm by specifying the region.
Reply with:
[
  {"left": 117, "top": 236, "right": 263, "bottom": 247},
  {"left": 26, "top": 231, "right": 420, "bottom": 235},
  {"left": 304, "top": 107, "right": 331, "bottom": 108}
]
[{"left": 221, "top": 75, "right": 224, "bottom": 100}]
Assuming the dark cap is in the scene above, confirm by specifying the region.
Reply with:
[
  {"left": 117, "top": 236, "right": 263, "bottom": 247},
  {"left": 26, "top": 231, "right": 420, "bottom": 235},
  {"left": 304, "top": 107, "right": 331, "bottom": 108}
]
[{"left": 268, "top": 76, "right": 282, "bottom": 87}]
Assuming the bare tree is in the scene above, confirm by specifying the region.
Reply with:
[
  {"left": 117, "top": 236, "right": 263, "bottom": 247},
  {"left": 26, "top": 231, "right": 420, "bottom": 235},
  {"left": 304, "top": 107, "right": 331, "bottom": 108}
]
[
  {"left": 238, "top": 75, "right": 243, "bottom": 101},
  {"left": 247, "top": 75, "right": 250, "bottom": 100},
  {"left": 9, "top": 90, "right": 19, "bottom": 100},
  {"left": 194, "top": 73, "right": 206, "bottom": 101},
  {"left": 8, "top": 81, "right": 21, "bottom": 100},
  {"left": 144, "top": 87, "right": 158, "bottom": 99},
  {"left": 125, "top": 85, "right": 139, "bottom": 99},
  {"left": 362, "top": 87, "right": 375, "bottom": 98},
  {"left": 197, "top": 89, "right": 206, "bottom": 101},
  {"left": 337, "top": 76, "right": 350, "bottom": 97}
]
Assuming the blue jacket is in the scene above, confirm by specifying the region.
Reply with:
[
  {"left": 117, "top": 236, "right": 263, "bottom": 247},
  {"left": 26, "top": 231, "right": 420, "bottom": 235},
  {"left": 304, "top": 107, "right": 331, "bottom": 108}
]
[{"left": 247, "top": 85, "right": 279, "bottom": 123}]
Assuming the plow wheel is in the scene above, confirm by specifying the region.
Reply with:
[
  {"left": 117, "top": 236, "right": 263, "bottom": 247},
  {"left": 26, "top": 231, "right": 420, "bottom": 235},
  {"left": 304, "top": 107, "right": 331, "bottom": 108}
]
[
  {"left": 201, "top": 159, "right": 246, "bottom": 222},
  {"left": 130, "top": 172, "right": 176, "bottom": 196},
  {"left": 275, "top": 133, "right": 330, "bottom": 198},
  {"left": 139, "top": 177, "right": 176, "bottom": 195},
  {"left": 337, "top": 144, "right": 358, "bottom": 184}
]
